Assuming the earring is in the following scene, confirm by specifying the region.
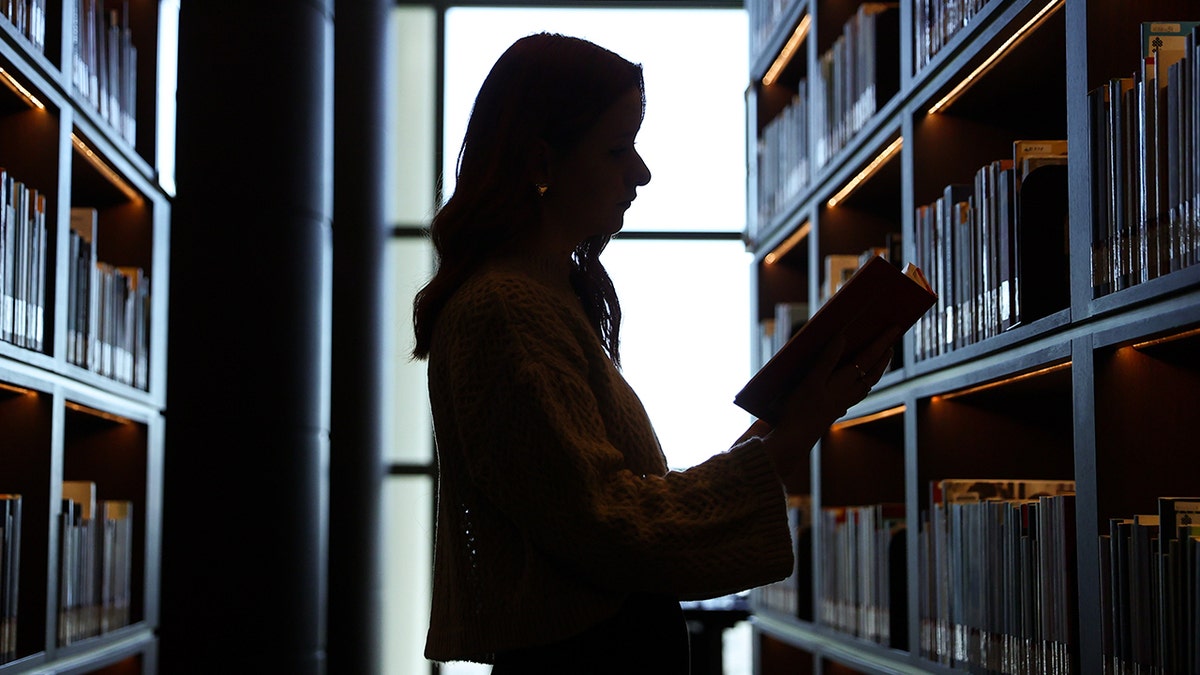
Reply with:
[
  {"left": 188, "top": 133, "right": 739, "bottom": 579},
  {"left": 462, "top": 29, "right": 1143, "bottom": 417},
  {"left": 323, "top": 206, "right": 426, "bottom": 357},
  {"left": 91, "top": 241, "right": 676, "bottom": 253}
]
[{"left": 535, "top": 183, "right": 548, "bottom": 197}]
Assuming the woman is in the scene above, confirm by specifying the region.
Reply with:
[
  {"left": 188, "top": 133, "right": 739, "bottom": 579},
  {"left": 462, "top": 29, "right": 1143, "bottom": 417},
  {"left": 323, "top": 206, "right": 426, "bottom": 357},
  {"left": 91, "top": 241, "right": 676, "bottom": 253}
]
[{"left": 412, "top": 32, "right": 892, "bottom": 673}]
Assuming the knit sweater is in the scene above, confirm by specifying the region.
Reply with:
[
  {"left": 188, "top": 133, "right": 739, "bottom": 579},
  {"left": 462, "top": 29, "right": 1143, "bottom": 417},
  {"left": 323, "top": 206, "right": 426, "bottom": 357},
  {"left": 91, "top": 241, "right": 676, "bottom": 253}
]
[{"left": 423, "top": 257, "right": 795, "bottom": 663}]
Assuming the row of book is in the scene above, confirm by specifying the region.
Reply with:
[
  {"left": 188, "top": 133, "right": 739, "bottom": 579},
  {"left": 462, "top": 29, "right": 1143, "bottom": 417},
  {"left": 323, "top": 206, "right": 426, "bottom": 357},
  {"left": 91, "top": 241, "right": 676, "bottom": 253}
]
[
  {"left": 1089, "top": 21, "right": 1200, "bottom": 298},
  {"left": 918, "top": 478, "right": 1077, "bottom": 674},
  {"left": 1100, "top": 496, "right": 1200, "bottom": 674},
  {"left": 914, "top": 0, "right": 989, "bottom": 74},
  {"left": 59, "top": 481, "right": 133, "bottom": 645},
  {"left": 819, "top": 501, "right": 908, "bottom": 648},
  {"left": 1, "top": 495, "right": 21, "bottom": 665},
  {"left": 757, "top": 300, "right": 808, "bottom": 373},
  {"left": 756, "top": 495, "right": 814, "bottom": 620},
  {"left": 747, "top": 0, "right": 801, "bottom": 62},
  {"left": 912, "top": 140, "right": 1068, "bottom": 361},
  {"left": 68, "top": 208, "right": 151, "bottom": 390},
  {"left": 0, "top": 0, "right": 46, "bottom": 53},
  {"left": 757, "top": 83, "right": 810, "bottom": 227},
  {"left": 812, "top": 2, "right": 899, "bottom": 171},
  {"left": 1, "top": 169, "right": 48, "bottom": 353},
  {"left": 750, "top": 0, "right": 983, "bottom": 77},
  {"left": 72, "top": 0, "right": 137, "bottom": 145},
  {"left": 753, "top": 477, "right": 1082, "bottom": 671},
  {"left": 822, "top": 240, "right": 902, "bottom": 304},
  {"left": 753, "top": 2, "right": 899, "bottom": 224}
]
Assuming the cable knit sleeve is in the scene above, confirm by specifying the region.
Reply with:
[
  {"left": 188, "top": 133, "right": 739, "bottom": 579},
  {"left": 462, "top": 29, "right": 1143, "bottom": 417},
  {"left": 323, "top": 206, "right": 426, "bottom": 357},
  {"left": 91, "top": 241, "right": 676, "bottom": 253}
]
[{"left": 429, "top": 269, "right": 794, "bottom": 600}]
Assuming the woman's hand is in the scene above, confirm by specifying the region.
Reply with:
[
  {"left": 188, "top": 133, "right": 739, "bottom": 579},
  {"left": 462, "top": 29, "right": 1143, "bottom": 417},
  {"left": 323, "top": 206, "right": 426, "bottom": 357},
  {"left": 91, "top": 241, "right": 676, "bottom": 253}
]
[
  {"left": 733, "top": 419, "right": 773, "bottom": 446},
  {"left": 758, "top": 328, "right": 897, "bottom": 488}
]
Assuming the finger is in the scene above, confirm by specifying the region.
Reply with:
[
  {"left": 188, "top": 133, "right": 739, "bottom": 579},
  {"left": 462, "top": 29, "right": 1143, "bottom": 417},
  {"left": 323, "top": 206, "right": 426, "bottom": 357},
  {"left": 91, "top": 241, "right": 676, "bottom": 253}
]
[
  {"left": 831, "top": 361, "right": 874, "bottom": 414},
  {"left": 736, "top": 419, "right": 773, "bottom": 444},
  {"left": 843, "top": 346, "right": 890, "bottom": 402}
]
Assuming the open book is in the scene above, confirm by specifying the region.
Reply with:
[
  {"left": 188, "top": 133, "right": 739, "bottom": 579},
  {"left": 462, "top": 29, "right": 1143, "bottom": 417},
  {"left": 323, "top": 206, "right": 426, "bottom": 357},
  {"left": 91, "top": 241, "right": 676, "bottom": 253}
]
[{"left": 735, "top": 255, "right": 936, "bottom": 422}]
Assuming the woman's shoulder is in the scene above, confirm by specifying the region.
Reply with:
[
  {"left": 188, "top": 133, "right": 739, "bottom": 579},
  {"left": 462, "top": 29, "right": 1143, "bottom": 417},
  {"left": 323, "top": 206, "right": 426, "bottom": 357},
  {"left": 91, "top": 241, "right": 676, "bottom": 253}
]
[
  {"left": 435, "top": 263, "right": 596, "bottom": 364},
  {"left": 441, "top": 263, "right": 579, "bottom": 329},
  {"left": 456, "top": 264, "right": 557, "bottom": 305},
  {"left": 464, "top": 258, "right": 577, "bottom": 304}
]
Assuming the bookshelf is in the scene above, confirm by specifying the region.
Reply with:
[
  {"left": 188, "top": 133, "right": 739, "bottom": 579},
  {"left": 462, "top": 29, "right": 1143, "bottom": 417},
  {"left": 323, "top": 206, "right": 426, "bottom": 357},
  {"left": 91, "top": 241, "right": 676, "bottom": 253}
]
[
  {"left": 0, "top": 0, "right": 173, "bottom": 673},
  {"left": 744, "top": 1, "right": 1200, "bottom": 673}
]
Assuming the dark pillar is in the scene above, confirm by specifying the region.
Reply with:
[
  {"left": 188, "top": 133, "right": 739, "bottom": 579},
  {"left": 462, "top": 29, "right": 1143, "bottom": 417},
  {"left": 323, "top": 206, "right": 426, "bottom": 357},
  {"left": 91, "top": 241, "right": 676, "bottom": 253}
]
[
  {"left": 162, "top": 2, "right": 333, "bottom": 673},
  {"left": 329, "top": 0, "right": 388, "bottom": 672}
]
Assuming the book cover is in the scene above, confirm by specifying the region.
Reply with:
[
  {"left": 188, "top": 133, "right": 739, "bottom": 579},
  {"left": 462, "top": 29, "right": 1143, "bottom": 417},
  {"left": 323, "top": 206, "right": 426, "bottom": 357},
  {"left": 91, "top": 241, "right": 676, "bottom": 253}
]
[
  {"left": 1129, "top": 514, "right": 1159, "bottom": 669},
  {"left": 0, "top": 494, "right": 20, "bottom": 664},
  {"left": 1099, "top": 532, "right": 1115, "bottom": 669},
  {"left": 930, "top": 478, "right": 1075, "bottom": 505},
  {"left": 822, "top": 253, "right": 860, "bottom": 303},
  {"left": 994, "top": 163, "right": 1018, "bottom": 330},
  {"left": 58, "top": 498, "right": 80, "bottom": 645},
  {"left": 886, "top": 519, "right": 907, "bottom": 649},
  {"left": 1106, "top": 77, "right": 1136, "bottom": 292},
  {"left": 1110, "top": 517, "right": 1134, "bottom": 672},
  {"left": 97, "top": 500, "right": 132, "bottom": 632},
  {"left": 1, "top": 175, "right": 19, "bottom": 345},
  {"left": 1012, "top": 140, "right": 1069, "bottom": 324},
  {"left": 734, "top": 255, "right": 935, "bottom": 422},
  {"left": 1191, "top": 536, "right": 1200, "bottom": 674},
  {"left": 1089, "top": 83, "right": 1114, "bottom": 297},
  {"left": 1043, "top": 493, "right": 1078, "bottom": 670},
  {"left": 1157, "top": 496, "right": 1200, "bottom": 671},
  {"left": 1142, "top": 22, "right": 1200, "bottom": 85},
  {"left": 940, "top": 184, "right": 972, "bottom": 350},
  {"left": 912, "top": 203, "right": 935, "bottom": 359},
  {"left": 1164, "top": 59, "right": 1185, "bottom": 274},
  {"left": 68, "top": 208, "right": 98, "bottom": 368},
  {"left": 62, "top": 481, "right": 96, "bottom": 520}
]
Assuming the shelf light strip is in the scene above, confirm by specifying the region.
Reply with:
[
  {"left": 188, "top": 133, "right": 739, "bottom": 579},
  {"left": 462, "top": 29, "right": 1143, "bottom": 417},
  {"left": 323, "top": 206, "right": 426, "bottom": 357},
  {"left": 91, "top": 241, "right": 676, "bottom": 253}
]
[
  {"left": 763, "top": 14, "right": 812, "bottom": 87},
  {"left": 0, "top": 67, "right": 45, "bottom": 110},
  {"left": 71, "top": 133, "right": 141, "bottom": 202},
  {"left": 1131, "top": 326, "right": 1200, "bottom": 350},
  {"left": 826, "top": 137, "right": 903, "bottom": 208},
  {"left": 0, "top": 381, "right": 36, "bottom": 396},
  {"left": 933, "top": 362, "right": 1071, "bottom": 401},
  {"left": 64, "top": 400, "right": 133, "bottom": 425},
  {"left": 764, "top": 220, "right": 811, "bottom": 265},
  {"left": 831, "top": 404, "right": 905, "bottom": 431},
  {"left": 927, "top": 0, "right": 1064, "bottom": 115}
]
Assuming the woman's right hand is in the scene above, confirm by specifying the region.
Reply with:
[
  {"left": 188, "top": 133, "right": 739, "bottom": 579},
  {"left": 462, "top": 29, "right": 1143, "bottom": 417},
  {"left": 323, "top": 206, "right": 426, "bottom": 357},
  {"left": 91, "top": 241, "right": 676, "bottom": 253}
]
[{"left": 758, "top": 328, "right": 897, "bottom": 488}]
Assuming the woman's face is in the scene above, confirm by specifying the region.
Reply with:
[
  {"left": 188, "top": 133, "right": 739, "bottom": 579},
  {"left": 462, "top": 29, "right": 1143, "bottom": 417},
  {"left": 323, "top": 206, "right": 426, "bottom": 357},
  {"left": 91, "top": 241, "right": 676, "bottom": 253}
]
[{"left": 541, "top": 87, "right": 652, "bottom": 248}]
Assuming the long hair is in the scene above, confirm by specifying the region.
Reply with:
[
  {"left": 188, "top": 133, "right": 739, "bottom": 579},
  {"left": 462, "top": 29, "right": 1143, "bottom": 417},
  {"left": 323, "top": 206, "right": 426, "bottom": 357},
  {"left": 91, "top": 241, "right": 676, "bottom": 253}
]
[{"left": 411, "top": 32, "right": 645, "bottom": 365}]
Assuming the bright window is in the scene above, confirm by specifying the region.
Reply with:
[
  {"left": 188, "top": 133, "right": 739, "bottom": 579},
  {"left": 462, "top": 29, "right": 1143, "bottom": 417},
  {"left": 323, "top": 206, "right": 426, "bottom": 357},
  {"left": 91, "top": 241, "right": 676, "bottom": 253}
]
[
  {"left": 443, "top": 7, "right": 749, "bottom": 233},
  {"left": 441, "top": 6, "right": 753, "bottom": 469}
]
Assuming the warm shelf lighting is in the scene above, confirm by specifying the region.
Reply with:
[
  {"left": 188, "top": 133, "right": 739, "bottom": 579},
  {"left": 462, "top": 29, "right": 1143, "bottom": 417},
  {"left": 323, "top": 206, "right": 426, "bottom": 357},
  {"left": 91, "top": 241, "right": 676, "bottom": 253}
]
[
  {"left": 71, "top": 133, "right": 142, "bottom": 202},
  {"left": 762, "top": 14, "right": 811, "bottom": 87},
  {"left": 826, "top": 137, "right": 903, "bottom": 208},
  {"left": 927, "top": 0, "right": 1064, "bottom": 114},
  {"left": 932, "top": 362, "right": 1071, "bottom": 401},
  {"left": 764, "top": 220, "right": 811, "bottom": 265},
  {"left": 0, "top": 382, "right": 36, "bottom": 396},
  {"left": 0, "top": 67, "right": 45, "bottom": 110},
  {"left": 831, "top": 404, "right": 905, "bottom": 431},
  {"left": 64, "top": 400, "right": 134, "bottom": 425},
  {"left": 1131, "top": 326, "right": 1200, "bottom": 350}
]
